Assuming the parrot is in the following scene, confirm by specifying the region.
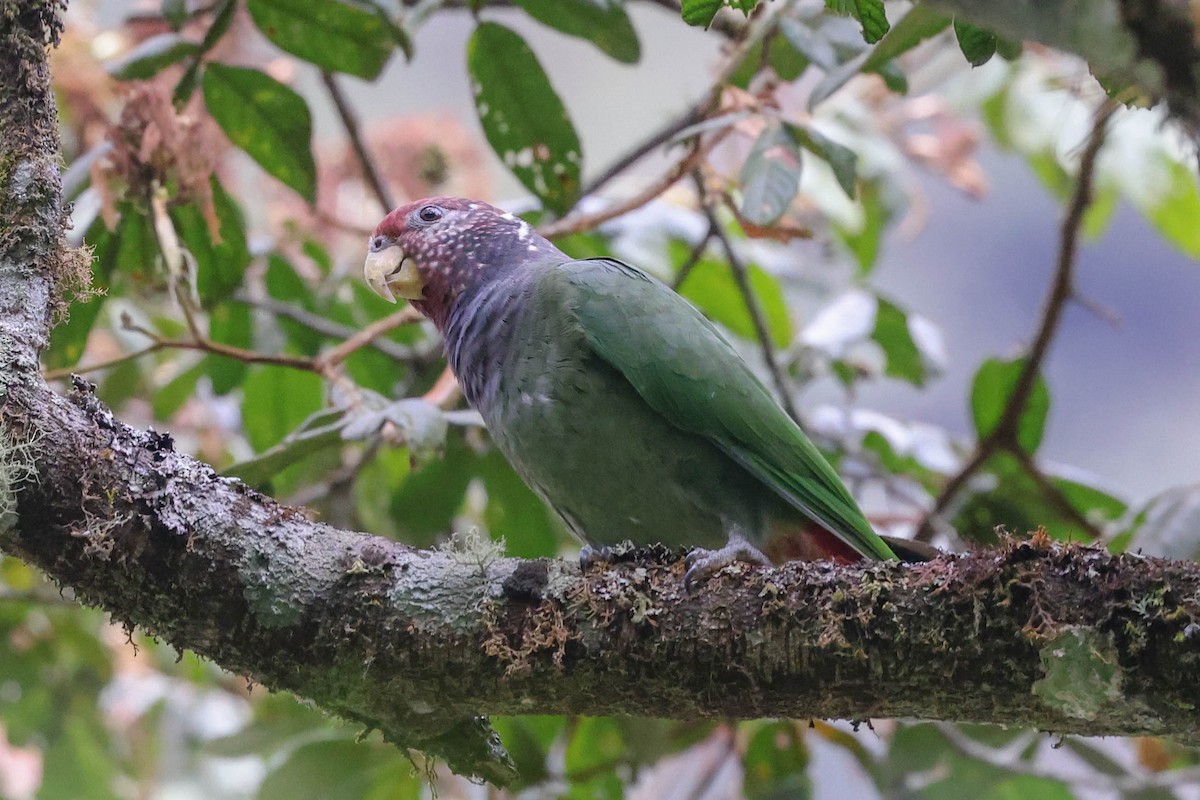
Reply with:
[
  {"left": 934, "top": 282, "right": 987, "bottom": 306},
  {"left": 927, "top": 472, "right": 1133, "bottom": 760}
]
[{"left": 364, "top": 197, "right": 933, "bottom": 586}]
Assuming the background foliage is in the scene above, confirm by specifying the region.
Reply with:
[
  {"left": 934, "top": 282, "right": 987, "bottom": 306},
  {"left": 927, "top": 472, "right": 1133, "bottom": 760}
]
[{"left": 2, "top": 0, "right": 1198, "bottom": 796}]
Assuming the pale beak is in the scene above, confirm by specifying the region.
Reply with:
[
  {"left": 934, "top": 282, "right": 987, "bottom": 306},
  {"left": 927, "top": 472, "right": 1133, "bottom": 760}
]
[{"left": 364, "top": 244, "right": 423, "bottom": 303}]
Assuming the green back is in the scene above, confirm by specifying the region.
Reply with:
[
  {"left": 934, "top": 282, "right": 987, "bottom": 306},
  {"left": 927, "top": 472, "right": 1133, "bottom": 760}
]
[{"left": 548, "top": 257, "right": 897, "bottom": 561}]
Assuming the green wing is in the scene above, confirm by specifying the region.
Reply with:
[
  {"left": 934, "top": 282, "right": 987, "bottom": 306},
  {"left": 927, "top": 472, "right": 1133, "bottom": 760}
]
[{"left": 548, "top": 257, "right": 896, "bottom": 561}]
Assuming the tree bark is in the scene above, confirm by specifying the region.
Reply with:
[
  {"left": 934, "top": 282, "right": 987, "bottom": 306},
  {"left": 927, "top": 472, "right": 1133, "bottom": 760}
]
[{"left": 4, "top": 0, "right": 1200, "bottom": 789}]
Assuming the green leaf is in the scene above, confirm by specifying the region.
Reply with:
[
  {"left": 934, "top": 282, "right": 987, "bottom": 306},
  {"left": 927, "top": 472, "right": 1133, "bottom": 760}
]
[
  {"left": 106, "top": 33, "right": 199, "bottom": 80},
  {"left": 207, "top": 302, "right": 253, "bottom": 395},
  {"left": 202, "top": 63, "right": 317, "bottom": 202},
  {"left": 739, "top": 121, "right": 803, "bottom": 226},
  {"left": 743, "top": 722, "right": 811, "bottom": 800},
  {"left": 258, "top": 739, "right": 397, "bottom": 800},
  {"left": 676, "top": 252, "right": 793, "bottom": 347},
  {"left": 226, "top": 408, "right": 346, "bottom": 485},
  {"left": 173, "top": 0, "right": 236, "bottom": 105},
  {"left": 240, "top": 366, "right": 324, "bottom": 452},
  {"left": 970, "top": 357, "right": 1050, "bottom": 453},
  {"left": 468, "top": 23, "right": 582, "bottom": 215},
  {"left": 172, "top": 180, "right": 250, "bottom": 303},
  {"left": 872, "top": 297, "right": 925, "bottom": 385},
  {"left": 153, "top": 360, "right": 206, "bottom": 419},
  {"left": 986, "top": 776, "right": 1074, "bottom": 800},
  {"left": 837, "top": 180, "right": 893, "bottom": 275},
  {"left": 681, "top": 0, "right": 723, "bottom": 27},
  {"left": 787, "top": 123, "right": 857, "bottom": 198},
  {"left": 491, "top": 716, "right": 566, "bottom": 790},
  {"left": 1148, "top": 158, "right": 1200, "bottom": 257},
  {"left": 479, "top": 450, "right": 560, "bottom": 558},
  {"left": 265, "top": 254, "right": 322, "bottom": 354},
  {"left": 953, "top": 19, "right": 998, "bottom": 67},
  {"left": 809, "top": 7, "right": 948, "bottom": 108},
  {"left": 513, "top": 0, "right": 640, "bottom": 63},
  {"left": 852, "top": 0, "right": 889, "bottom": 43},
  {"left": 246, "top": 0, "right": 395, "bottom": 79}
]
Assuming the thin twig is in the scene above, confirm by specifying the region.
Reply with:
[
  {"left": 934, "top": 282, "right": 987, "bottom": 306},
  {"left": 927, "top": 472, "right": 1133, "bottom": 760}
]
[
  {"left": 915, "top": 100, "right": 1118, "bottom": 542},
  {"left": 694, "top": 173, "right": 801, "bottom": 423},
  {"left": 234, "top": 292, "right": 430, "bottom": 363},
  {"left": 44, "top": 343, "right": 166, "bottom": 381},
  {"left": 125, "top": 319, "right": 316, "bottom": 372},
  {"left": 314, "top": 305, "right": 424, "bottom": 370},
  {"left": 671, "top": 222, "right": 716, "bottom": 289},
  {"left": 537, "top": 1, "right": 781, "bottom": 239},
  {"left": 577, "top": 103, "right": 709, "bottom": 203},
  {"left": 321, "top": 71, "right": 394, "bottom": 213}
]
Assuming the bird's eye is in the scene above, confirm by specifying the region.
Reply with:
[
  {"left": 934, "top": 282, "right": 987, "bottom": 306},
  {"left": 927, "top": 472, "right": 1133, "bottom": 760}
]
[{"left": 417, "top": 205, "right": 443, "bottom": 223}]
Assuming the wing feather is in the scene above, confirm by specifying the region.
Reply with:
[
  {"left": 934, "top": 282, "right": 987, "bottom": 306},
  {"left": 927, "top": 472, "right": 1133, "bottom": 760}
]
[{"left": 546, "top": 257, "right": 896, "bottom": 561}]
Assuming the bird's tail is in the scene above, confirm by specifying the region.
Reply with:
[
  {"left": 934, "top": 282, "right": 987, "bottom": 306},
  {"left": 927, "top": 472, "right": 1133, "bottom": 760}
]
[{"left": 879, "top": 534, "right": 940, "bottom": 563}]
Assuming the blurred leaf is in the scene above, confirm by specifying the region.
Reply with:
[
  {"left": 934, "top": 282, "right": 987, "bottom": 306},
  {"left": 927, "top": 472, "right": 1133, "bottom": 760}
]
[
  {"left": 872, "top": 297, "right": 925, "bottom": 386},
  {"left": 971, "top": 357, "right": 1050, "bottom": 453},
  {"left": 780, "top": 18, "right": 836, "bottom": 70},
  {"left": 1051, "top": 476, "right": 1126, "bottom": 527},
  {"left": 514, "top": 0, "right": 640, "bottom": 63},
  {"left": 677, "top": 254, "right": 793, "bottom": 347},
  {"left": 787, "top": 123, "right": 857, "bottom": 198},
  {"left": 986, "top": 775, "right": 1074, "bottom": 800},
  {"left": 953, "top": 19, "right": 998, "bottom": 67},
  {"left": 163, "top": 0, "right": 187, "bottom": 28},
  {"left": 202, "top": 63, "right": 317, "bottom": 202},
  {"left": 106, "top": 33, "right": 199, "bottom": 80},
  {"left": 246, "top": 0, "right": 395, "bottom": 79},
  {"left": 226, "top": 408, "right": 347, "bottom": 485},
  {"left": 863, "top": 431, "right": 937, "bottom": 491},
  {"left": 730, "top": 32, "right": 809, "bottom": 87},
  {"left": 743, "top": 722, "right": 811, "bottom": 800},
  {"left": 1124, "top": 483, "right": 1200, "bottom": 560},
  {"left": 153, "top": 360, "right": 206, "bottom": 419},
  {"left": 173, "top": 0, "right": 236, "bottom": 104},
  {"left": 492, "top": 716, "right": 566, "bottom": 789},
  {"left": 258, "top": 738, "right": 398, "bottom": 800},
  {"left": 207, "top": 301, "right": 253, "bottom": 395},
  {"left": 173, "top": 180, "right": 251, "bottom": 303},
  {"left": 566, "top": 718, "right": 627, "bottom": 778},
  {"left": 1148, "top": 158, "right": 1200, "bottom": 257},
  {"left": 468, "top": 23, "right": 582, "bottom": 215},
  {"left": 740, "top": 121, "right": 803, "bottom": 226},
  {"left": 837, "top": 181, "right": 893, "bottom": 275},
  {"left": 265, "top": 255, "right": 322, "bottom": 354},
  {"left": 681, "top": 0, "right": 723, "bottom": 27},
  {"left": 341, "top": 398, "right": 448, "bottom": 465},
  {"left": 810, "top": 6, "right": 948, "bottom": 107},
  {"left": 40, "top": 715, "right": 122, "bottom": 800},
  {"left": 479, "top": 450, "right": 560, "bottom": 558},
  {"left": 356, "top": 435, "right": 476, "bottom": 545},
  {"left": 241, "top": 366, "right": 324, "bottom": 452}
]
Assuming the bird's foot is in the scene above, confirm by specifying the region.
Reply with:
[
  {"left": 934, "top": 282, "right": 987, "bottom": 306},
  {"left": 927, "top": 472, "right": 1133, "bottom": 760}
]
[
  {"left": 579, "top": 544, "right": 614, "bottom": 569},
  {"left": 683, "top": 536, "right": 773, "bottom": 592}
]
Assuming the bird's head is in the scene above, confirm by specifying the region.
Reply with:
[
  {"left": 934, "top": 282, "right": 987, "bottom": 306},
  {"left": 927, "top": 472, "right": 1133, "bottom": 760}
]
[{"left": 364, "top": 197, "right": 559, "bottom": 326}]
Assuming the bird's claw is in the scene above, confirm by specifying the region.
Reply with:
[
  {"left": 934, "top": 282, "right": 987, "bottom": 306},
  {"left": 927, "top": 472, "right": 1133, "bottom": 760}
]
[
  {"left": 683, "top": 539, "right": 773, "bottom": 593},
  {"left": 579, "top": 544, "right": 614, "bottom": 569}
]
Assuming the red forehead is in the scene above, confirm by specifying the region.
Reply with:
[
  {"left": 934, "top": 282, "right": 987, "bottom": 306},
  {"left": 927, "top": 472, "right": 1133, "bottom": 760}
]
[{"left": 372, "top": 197, "right": 503, "bottom": 237}]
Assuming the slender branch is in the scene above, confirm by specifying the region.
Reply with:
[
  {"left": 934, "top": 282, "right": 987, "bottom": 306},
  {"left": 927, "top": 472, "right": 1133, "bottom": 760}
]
[
  {"left": 234, "top": 292, "right": 432, "bottom": 363},
  {"left": 44, "top": 343, "right": 166, "bottom": 381},
  {"left": 126, "top": 322, "right": 317, "bottom": 371},
  {"left": 695, "top": 174, "right": 801, "bottom": 423},
  {"left": 321, "top": 71, "right": 394, "bottom": 213},
  {"left": 671, "top": 221, "right": 715, "bottom": 289},
  {"left": 314, "top": 305, "right": 424, "bottom": 370},
  {"left": 915, "top": 100, "right": 1118, "bottom": 542},
  {"left": 577, "top": 103, "right": 709, "bottom": 203},
  {"left": 539, "top": 133, "right": 728, "bottom": 239}
]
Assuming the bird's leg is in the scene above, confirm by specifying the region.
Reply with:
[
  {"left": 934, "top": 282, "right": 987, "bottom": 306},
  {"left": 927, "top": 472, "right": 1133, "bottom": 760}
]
[
  {"left": 683, "top": 526, "right": 773, "bottom": 591},
  {"left": 579, "top": 543, "right": 614, "bottom": 569}
]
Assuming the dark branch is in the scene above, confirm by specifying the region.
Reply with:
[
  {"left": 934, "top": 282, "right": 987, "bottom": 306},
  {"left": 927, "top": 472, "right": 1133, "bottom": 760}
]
[{"left": 321, "top": 70, "right": 394, "bottom": 213}]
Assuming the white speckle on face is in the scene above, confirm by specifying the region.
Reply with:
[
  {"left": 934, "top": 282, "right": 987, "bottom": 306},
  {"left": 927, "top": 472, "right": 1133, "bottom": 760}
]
[
  {"left": 527, "top": 244, "right": 538, "bottom": 252},
  {"left": 516, "top": 220, "right": 531, "bottom": 241},
  {"left": 500, "top": 211, "right": 516, "bottom": 221}
]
